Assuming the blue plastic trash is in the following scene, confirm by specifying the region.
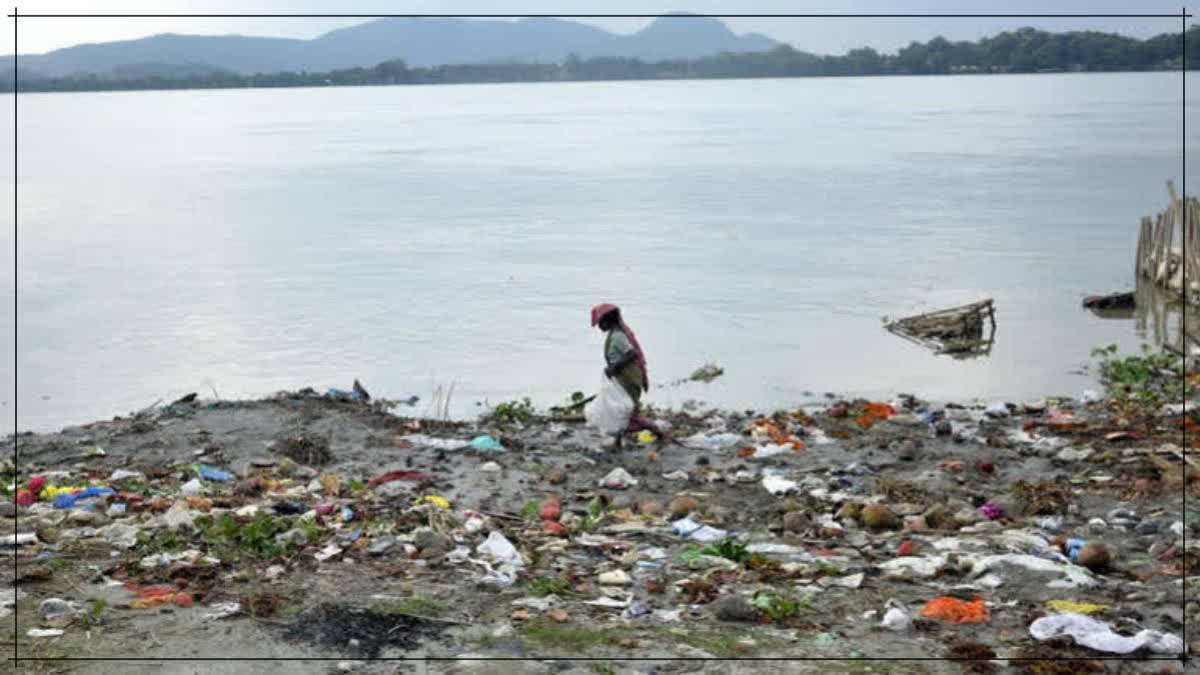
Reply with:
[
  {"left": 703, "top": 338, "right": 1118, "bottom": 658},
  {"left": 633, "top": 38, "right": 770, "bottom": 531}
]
[
  {"left": 52, "top": 487, "right": 116, "bottom": 509},
  {"left": 1066, "top": 538, "right": 1087, "bottom": 561},
  {"left": 341, "top": 506, "right": 355, "bottom": 523},
  {"left": 326, "top": 388, "right": 366, "bottom": 400},
  {"left": 198, "top": 466, "right": 233, "bottom": 482},
  {"left": 468, "top": 435, "right": 505, "bottom": 452}
]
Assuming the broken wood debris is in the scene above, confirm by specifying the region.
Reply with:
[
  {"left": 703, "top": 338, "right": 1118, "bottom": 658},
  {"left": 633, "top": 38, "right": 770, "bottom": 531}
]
[{"left": 885, "top": 299, "right": 996, "bottom": 358}]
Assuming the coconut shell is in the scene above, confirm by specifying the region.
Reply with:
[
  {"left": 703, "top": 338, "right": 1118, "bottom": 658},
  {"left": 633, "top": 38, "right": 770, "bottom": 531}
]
[
  {"left": 668, "top": 496, "right": 701, "bottom": 519},
  {"left": 1076, "top": 542, "right": 1110, "bottom": 571},
  {"left": 639, "top": 501, "right": 664, "bottom": 517},
  {"left": 861, "top": 504, "right": 900, "bottom": 531},
  {"left": 836, "top": 502, "right": 863, "bottom": 521}
]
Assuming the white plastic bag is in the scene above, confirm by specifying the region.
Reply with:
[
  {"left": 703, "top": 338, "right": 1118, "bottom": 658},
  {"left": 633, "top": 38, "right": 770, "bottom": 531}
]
[
  {"left": 586, "top": 376, "right": 635, "bottom": 435},
  {"left": 1029, "top": 613, "right": 1184, "bottom": 654}
]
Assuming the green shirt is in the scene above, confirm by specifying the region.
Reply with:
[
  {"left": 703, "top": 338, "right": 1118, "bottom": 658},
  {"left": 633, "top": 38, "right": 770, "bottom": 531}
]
[{"left": 605, "top": 328, "right": 635, "bottom": 366}]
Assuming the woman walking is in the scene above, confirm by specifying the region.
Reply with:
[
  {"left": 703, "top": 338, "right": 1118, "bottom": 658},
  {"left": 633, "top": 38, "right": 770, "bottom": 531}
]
[{"left": 591, "top": 303, "right": 667, "bottom": 449}]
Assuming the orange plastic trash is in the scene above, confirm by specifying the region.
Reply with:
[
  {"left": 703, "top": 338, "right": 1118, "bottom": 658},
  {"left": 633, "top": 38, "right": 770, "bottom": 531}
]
[
  {"left": 124, "top": 583, "right": 194, "bottom": 609},
  {"left": 1047, "top": 408, "right": 1086, "bottom": 431},
  {"left": 855, "top": 402, "right": 896, "bottom": 429},
  {"left": 919, "top": 595, "right": 989, "bottom": 623},
  {"left": 749, "top": 419, "right": 806, "bottom": 450}
]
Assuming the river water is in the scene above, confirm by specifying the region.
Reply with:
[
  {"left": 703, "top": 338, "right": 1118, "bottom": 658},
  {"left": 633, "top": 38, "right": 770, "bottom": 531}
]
[{"left": 2, "top": 72, "right": 1196, "bottom": 431}]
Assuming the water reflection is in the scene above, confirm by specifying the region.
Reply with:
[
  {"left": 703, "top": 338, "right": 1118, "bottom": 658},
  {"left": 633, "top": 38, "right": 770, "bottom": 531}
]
[{"left": 1085, "top": 281, "right": 1199, "bottom": 354}]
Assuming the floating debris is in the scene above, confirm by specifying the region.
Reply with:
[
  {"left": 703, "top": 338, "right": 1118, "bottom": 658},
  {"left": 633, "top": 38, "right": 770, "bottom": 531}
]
[{"left": 885, "top": 299, "right": 996, "bottom": 358}]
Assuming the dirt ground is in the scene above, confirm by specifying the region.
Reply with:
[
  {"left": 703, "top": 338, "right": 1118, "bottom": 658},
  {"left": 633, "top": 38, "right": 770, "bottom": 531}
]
[{"left": 2, "top": 389, "right": 1196, "bottom": 673}]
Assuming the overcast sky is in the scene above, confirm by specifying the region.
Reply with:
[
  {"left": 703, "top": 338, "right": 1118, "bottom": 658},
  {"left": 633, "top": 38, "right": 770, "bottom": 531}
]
[{"left": 3, "top": 1, "right": 1190, "bottom": 57}]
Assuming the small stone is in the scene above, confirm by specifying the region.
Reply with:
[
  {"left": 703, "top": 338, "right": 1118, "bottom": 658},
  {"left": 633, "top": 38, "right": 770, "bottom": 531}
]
[
  {"left": 1135, "top": 520, "right": 1158, "bottom": 535},
  {"left": 479, "top": 461, "right": 502, "bottom": 473},
  {"left": 547, "top": 607, "right": 568, "bottom": 623},
  {"left": 38, "top": 598, "right": 77, "bottom": 621},
  {"left": 667, "top": 496, "right": 701, "bottom": 519},
  {"left": 68, "top": 509, "right": 105, "bottom": 526},
  {"left": 366, "top": 537, "right": 396, "bottom": 556},
  {"left": 234, "top": 476, "right": 266, "bottom": 497},
  {"left": 413, "top": 527, "right": 451, "bottom": 553},
  {"left": 781, "top": 510, "right": 810, "bottom": 533},
  {"left": 952, "top": 508, "right": 982, "bottom": 526},
  {"left": 98, "top": 522, "right": 140, "bottom": 549},
  {"left": 922, "top": 504, "right": 959, "bottom": 531},
  {"left": 163, "top": 502, "right": 199, "bottom": 532},
  {"left": 547, "top": 469, "right": 566, "bottom": 485},
  {"left": 934, "top": 421, "right": 953, "bottom": 437},
  {"left": 712, "top": 595, "right": 756, "bottom": 622},
  {"left": 274, "top": 528, "right": 307, "bottom": 546},
  {"left": 598, "top": 570, "right": 632, "bottom": 586}
]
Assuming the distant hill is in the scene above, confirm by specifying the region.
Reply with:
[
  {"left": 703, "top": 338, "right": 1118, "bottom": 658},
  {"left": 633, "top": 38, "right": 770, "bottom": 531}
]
[{"left": 0, "top": 15, "right": 782, "bottom": 79}]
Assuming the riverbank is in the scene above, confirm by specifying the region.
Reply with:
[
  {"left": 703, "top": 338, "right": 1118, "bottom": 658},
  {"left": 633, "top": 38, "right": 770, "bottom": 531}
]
[{"left": 3, "top": 382, "right": 1196, "bottom": 672}]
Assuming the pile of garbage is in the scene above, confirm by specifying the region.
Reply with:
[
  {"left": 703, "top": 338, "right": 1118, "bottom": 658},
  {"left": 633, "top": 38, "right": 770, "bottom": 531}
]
[{"left": 2, "top": 386, "right": 1195, "bottom": 665}]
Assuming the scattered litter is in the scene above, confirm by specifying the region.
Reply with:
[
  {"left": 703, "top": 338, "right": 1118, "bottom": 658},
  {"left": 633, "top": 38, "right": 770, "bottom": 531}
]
[
  {"left": 203, "top": 602, "right": 241, "bottom": 620},
  {"left": 671, "top": 517, "right": 728, "bottom": 542},
  {"left": 880, "top": 599, "right": 912, "bottom": 631},
  {"left": 469, "top": 435, "right": 506, "bottom": 453},
  {"left": 197, "top": 466, "right": 233, "bottom": 482},
  {"left": 598, "top": 468, "right": 638, "bottom": 489},
  {"left": 1046, "top": 600, "right": 1110, "bottom": 615},
  {"left": 761, "top": 475, "right": 798, "bottom": 495},
  {"left": 1029, "top": 613, "right": 1183, "bottom": 654},
  {"left": 920, "top": 596, "right": 989, "bottom": 624}
]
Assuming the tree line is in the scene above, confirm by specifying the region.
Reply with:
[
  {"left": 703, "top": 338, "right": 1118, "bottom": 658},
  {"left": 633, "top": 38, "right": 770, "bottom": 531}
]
[{"left": 4, "top": 25, "right": 1197, "bottom": 93}]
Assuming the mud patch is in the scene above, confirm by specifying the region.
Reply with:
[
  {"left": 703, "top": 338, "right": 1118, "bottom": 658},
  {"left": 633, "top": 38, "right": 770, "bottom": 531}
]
[
  {"left": 1010, "top": 640, "right": 1109, "bottom": 674},
  {"left": 279, "top": 603, "right": 446, "bottom": 658},
  {"left": 273, "top": 432, "right": 333, "bottom": 466}
]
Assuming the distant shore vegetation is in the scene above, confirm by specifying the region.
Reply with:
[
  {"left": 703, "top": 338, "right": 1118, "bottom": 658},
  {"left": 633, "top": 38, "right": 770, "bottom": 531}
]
[{"left": 4, "top": 25, "right": 1197, "bottom": 94}]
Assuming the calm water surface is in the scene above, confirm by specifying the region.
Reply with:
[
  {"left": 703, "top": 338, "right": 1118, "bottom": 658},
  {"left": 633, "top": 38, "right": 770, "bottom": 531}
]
[{"left": 1, "top": 72, "right": 1196, "bottom": 432}]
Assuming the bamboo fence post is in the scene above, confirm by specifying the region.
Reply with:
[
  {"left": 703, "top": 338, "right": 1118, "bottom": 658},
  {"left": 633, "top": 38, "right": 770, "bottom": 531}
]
[
  {"left": 1152, "top": 213, "right": 1164, "bottom": 282},
  {"left": 1137, "top": 216, "right": 1147, "bottom": 278}
]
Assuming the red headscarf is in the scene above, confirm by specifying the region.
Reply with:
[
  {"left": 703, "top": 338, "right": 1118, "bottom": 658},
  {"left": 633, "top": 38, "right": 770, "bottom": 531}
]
[{"left": 590, "top": 303, "right": 649, "bottom": 388}]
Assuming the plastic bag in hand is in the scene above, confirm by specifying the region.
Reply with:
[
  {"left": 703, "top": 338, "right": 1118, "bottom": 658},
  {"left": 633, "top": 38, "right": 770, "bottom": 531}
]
[{"left": 586, "top": 376, "right": 634, "bottom": 435}]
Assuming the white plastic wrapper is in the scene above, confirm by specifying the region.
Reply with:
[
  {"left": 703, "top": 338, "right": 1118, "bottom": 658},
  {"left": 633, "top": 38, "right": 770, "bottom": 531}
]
[
  {"left": 476, "top": 531, "right": 523, "bottom": 567},
  {"left": 1029, "top": 613, "right": 1184, "bottom": 654},
  {"left": 586, "top": 376, "right": 635, "bottom": 435}
]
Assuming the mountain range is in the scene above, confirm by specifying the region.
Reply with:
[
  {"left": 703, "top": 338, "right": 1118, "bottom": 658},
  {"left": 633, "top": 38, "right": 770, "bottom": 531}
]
[{"left": 2, "top": 15, "right": 782, "bottom": 80}]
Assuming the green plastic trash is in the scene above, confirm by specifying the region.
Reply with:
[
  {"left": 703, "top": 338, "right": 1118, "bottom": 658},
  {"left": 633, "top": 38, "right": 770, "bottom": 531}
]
[{"left": 468, "top": 435, "right": 505, "bottom": 452}]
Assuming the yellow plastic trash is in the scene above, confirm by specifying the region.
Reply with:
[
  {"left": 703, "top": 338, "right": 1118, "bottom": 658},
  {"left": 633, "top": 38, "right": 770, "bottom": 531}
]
[
  {"left": 39, "top": 485, "right": 79, "bottom": 501},
  {"left": 637, "top": 431, "right": 656, "bottom": 444},
  {"left": 414, "top": 495, "right": 450, "bottom": 509},
  {"left": 319, "top": 474, "right": 342, "bottom": 497},
  {"left": 1046, "top": 599, "right": 1109, "bottom": 615}
]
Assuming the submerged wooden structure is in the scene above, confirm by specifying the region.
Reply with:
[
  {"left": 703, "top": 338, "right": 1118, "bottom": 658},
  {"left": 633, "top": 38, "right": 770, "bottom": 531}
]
[
  {"left": 1132, "top": 180, "right": 1200, "bottom": 355},
  {"left": 885, "top": 298, "right": 996, "bottom": 358},
  {"left": 1136, "top": 180, "right": 1200, "bottom": 306}
]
